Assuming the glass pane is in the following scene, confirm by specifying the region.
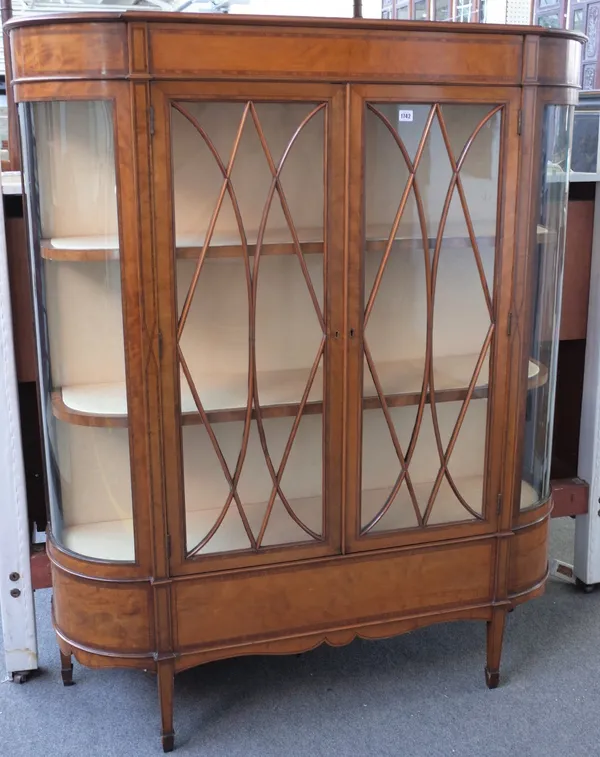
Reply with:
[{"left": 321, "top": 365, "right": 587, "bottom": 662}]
[
  {"left": 537, "top": 13, "right": 561, "bottom": 28},
  {"left": 456, "top": 0, "right": 473, "bottom": 21},
  {"left": 572, "top": 111, "right": 600, "bottom": 173},
  {"left": 435, "top": 0, "right": 450, "bottom": 20},
  {"left": 20, "top": 101, "right": 133, "bottom": 561},
  {"left": 414, "top": 0, "right": 429, "bottom": 19},
  {"left": 172, "top": 100, "right": 326, "bottom": 556},
  {"left": 396, "top": 3, "right": 410, "bottom": 18},
  {"left": 361, "top": 101, "right": 501, "bottom": 535},
  {"left": 521, "top": 105, "right": 574, "bottom": 509},
  {"left": 573, "top": 8, "right": 585, "bottom": 32}
]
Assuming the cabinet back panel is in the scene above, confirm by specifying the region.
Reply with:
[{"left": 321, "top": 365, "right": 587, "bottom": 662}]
[
  {"left": 172, "top": 101, "right": 325, "bottom": 242},
  {"left": 46, "top": 261, "right": 126, "bottom": 387},
  {"left": 34, "top": 100, "right": 118, "bottom": 240}
]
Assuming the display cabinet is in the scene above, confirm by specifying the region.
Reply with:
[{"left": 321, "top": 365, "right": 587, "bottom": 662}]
[{"left": 8, "top": 14, "right": 582, "bottom": 751}]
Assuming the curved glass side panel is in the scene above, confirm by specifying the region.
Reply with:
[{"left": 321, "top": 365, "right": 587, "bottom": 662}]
[
  {"left": 521, "top": 104, "right": 574, "bottom": 509},
  {"left": 20, "top": 101, "right": 134, "bottom": 561}
]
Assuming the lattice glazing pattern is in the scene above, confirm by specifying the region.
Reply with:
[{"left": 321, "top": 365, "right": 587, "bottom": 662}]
[
  {"left": 172, "top": 100, "right": 327, "bottom": 557},
  {"left": 361, "top": 102, "right": 502, "bottom": 535}
]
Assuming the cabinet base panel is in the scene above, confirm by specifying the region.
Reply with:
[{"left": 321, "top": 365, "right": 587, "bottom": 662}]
[
  {"left": 49, "top": 524, "right": 552, "bottom": 753},
  {"left": 173, "top": 604, "right": 495, "bottom": 672},
  {"left": 50, "top": 524, "right": 551, "bottom": 670}
]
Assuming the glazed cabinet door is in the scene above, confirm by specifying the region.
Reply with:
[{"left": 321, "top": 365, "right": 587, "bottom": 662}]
[
  {"left": 345, "top": 86, "right": 522, "bottom": 552},
  {"left": 151, "top": 83, "right": 345, "bottom": 574}
]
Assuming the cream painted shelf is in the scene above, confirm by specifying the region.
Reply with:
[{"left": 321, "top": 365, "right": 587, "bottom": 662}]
[
  {"left": 61, "top": 476, "right": 540, "bottom": 562},
  {"left": 51, "top": 355, "right": 544, "bottom": 428},
  {"left": 39, "top": 223, "right": 551, "bottom": 261}
]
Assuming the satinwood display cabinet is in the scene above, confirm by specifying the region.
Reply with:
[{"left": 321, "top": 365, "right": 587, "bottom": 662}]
[{"left": 7, "top": 12, "right": 583, "bottom": 752}]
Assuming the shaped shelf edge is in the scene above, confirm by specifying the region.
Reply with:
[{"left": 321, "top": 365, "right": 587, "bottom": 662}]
[
  {"left": 50, "top": 358, "right": 547, "bottom": 429},
  {"left": 38, "top": 224, "right": 550, "bottom": 262}
]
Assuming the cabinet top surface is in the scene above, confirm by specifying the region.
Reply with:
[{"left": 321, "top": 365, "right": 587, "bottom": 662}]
[{"left": 4, "top": 12, "right": 585, "bottom": 42}]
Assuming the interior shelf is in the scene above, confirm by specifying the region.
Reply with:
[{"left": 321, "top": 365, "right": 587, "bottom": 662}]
[
  {"left": 40, "top": 223, "right": 551, "bottom": 261},
  {"left": 51, "top": 355, "right": 545, "bottom": 428},
  {"left": 61, "top": 476, "right": 540, "bottom": 562}
]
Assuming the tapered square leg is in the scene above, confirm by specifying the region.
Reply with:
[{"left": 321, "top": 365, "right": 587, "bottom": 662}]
[
  {"left": 158, "top": 661, "right": 175, "bottom": 753},
  {"left": 485, "top": 608, "right": 507, "bottom": 689},
  {"left": 60, "top": 650, "right": 75, "bottom": 687}
]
